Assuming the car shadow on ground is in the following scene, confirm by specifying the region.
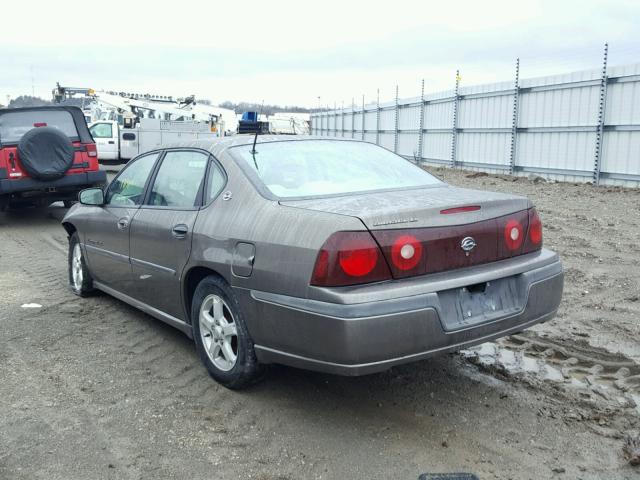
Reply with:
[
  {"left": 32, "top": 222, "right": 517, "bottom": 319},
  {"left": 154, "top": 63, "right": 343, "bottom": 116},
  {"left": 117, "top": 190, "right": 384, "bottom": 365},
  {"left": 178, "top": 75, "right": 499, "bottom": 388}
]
[{"left": 0, "top": 203, "right": 68, "bottom": 225}]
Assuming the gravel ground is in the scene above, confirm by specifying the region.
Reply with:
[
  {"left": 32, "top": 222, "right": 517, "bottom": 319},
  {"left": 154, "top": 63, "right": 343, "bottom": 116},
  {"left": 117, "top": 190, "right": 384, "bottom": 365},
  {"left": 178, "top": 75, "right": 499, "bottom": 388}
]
[{"left": 1, "top": 166, "right": 639, "bottom": 480}]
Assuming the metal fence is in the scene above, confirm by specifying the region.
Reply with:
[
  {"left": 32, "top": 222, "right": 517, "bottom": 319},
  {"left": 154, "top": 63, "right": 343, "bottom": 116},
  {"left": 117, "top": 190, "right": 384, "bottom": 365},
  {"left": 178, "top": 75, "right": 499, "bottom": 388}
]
[{"left": 311, "top": 48, "right": 640, "bottom": 187}]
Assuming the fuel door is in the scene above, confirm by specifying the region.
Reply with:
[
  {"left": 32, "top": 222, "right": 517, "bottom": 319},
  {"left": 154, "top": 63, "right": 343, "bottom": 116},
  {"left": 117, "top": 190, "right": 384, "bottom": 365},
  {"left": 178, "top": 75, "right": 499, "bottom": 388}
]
[{"left": 232, "top": 242, "right": 255, "bottom": 277}]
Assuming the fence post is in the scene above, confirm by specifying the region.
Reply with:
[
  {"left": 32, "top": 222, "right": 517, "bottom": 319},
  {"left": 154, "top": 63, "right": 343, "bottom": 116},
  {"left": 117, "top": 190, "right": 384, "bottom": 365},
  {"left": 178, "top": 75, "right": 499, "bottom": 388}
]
[
  {"left": 376, "top": 89, "right": 381, "bottom": 145},
  {"left": 417, "top": 79, "right": 425, "bottom": 163},
  {"left": 394, "top": 85, "right": 399, "bottom": 153},
  {"left": 594, "top": 42, "right": 609, "bottom": 185},
  {"left": 333, "top": 101, "right": 337, "bottom": 137},
  {"left": 362, "top": 94, "right": 366, "bottom": 140},
  {"left": 509, "top": 58, "right": 520, "bottom": 175},
  {"left": 325, "top": 107, "right": 328, "bottom": 136},
  {"left": 351, "top": 97, "right": 355, "bottom": 138},
  {"left": 451, "top": 70, "right": 460, "bottom": 168},
  {"left": 341, "top": 101, "right": 345, "bottom": 138}
]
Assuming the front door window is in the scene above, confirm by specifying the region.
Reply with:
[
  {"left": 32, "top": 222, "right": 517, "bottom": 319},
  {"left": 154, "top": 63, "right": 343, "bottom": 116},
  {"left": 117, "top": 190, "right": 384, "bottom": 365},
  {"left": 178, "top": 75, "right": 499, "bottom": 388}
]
[
  {"left": 106, "top": 153, "right": 159, "bottom": 206},
  {"left": 90, "top": 123, "right": 113, "bottom": 139}
]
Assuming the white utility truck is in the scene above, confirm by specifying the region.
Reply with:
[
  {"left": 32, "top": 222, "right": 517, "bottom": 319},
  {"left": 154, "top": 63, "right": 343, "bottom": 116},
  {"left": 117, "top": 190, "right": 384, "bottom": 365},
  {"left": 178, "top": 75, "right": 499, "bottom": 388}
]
[
  {"left": 53, "top": 84, "right": 238, "bottom": 162},
  {"left": 89, "top": 118, "right": 219, "bottom": 163}
]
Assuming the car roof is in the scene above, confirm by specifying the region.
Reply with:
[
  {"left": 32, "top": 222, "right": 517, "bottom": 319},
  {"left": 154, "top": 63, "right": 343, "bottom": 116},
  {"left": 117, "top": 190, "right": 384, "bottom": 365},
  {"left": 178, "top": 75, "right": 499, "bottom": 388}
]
[
  {"left": 163, "top": 135, "right": 362, "bottom": 158},
  {"left": 0, "top": 105, "right": 94, "bottom": 145},
  {"left": 0, "top": 105, "right": 85, "bottom": 114}
]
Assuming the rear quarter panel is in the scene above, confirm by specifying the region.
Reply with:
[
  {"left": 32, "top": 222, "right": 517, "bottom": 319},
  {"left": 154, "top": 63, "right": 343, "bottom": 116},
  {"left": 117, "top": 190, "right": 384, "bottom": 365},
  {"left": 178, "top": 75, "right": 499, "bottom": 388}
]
[{"left": 189, "top": 154, "right": 365, "bottom": 299}]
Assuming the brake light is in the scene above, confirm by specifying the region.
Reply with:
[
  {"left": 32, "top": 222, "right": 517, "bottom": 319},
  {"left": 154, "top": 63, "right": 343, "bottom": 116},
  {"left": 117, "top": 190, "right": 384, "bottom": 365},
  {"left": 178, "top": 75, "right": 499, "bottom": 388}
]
[
  {"left": 33, "top": 122, "right": 47, "bottom": 127},
  {"left": 86, "top": 143, "right": 98, "bottom": 157},
  {"left": 339, "top": 239, "right": 379, "bottom": 276},
  {"left": 311, "top": 232, "right": 391, "bottom": 287},
  {"left": 440, "top": 205, "right": 481, "bottom": 214}
]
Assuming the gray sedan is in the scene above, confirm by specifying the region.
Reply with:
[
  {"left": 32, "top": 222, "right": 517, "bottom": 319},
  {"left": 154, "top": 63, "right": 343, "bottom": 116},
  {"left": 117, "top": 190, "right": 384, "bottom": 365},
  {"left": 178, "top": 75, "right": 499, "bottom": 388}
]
[{"left": 62, "top": 136, "right": 563, "bottom": 389}]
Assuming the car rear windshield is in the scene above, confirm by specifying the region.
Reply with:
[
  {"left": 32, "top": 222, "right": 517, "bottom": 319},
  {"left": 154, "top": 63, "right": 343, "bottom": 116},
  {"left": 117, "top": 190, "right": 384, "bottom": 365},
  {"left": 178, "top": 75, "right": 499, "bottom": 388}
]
[
  {"left": 232, "top": 140, "right": 441, "bottom": 198},
  {"left": 0, "top": 109, "right": 79, "bottom": 144}
]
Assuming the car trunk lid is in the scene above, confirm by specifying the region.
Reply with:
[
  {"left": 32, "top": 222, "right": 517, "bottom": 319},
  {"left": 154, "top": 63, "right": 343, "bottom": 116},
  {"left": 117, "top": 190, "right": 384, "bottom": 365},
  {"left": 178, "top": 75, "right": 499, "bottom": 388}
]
[{"left": 279, "top": 185, "right": 531, "bottom": 230}]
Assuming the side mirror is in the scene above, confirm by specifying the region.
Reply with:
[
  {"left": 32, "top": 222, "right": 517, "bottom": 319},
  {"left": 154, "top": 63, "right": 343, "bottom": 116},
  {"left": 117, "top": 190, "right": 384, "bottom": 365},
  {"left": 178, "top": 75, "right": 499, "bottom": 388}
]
[{"left": 79, "top": 187, "right": 105, "bottom": 206}]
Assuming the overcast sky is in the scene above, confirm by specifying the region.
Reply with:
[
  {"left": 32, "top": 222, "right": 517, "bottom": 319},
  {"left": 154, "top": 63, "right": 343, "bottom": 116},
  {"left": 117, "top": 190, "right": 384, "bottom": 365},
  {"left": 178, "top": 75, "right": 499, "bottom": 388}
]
[{"left": 1, "top": 0, "right": 638, "bottom": 107}]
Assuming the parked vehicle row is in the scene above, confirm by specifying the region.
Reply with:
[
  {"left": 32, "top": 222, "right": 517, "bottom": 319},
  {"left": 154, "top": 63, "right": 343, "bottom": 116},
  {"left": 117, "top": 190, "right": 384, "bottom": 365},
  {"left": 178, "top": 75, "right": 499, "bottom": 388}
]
[{"left": 62, "top": 136, "right": 563, "bottom": 389}]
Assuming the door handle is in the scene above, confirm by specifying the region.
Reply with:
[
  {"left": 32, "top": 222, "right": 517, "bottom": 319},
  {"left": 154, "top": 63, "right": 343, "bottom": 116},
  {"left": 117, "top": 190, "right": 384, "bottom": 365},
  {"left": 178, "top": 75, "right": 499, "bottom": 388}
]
[
  {"left": 117, "top": 218, "right": 129, "bottom": 230},
  {"left": 171, "top": 224, "right": 189, "bottom": 238},
  {"left": 108, "top": 140, "right": 115, "bottom": 144}
]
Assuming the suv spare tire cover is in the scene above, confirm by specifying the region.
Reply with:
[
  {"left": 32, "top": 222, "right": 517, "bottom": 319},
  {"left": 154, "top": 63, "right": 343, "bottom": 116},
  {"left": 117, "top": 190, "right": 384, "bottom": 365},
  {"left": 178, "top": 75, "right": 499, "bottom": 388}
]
[{"left": 17, "top": 126, "right": 75, "bottom": 180}]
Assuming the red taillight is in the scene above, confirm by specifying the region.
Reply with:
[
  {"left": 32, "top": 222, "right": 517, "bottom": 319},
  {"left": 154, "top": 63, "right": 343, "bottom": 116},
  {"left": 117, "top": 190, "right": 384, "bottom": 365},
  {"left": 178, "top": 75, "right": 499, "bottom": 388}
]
[
  {"left": 504, "top": 219, "right": 524, "bottom": 251},
  {"left": 523, "top": 208, "right": 543, "bottom": 253},
  {"left": 311, "top": 232, "right": 391, "bottom": 287},
  {"left": 86, "top": 143, "right": 98, "bottom": 157},
  {"left": 338, "top": 239, "right": 379, "bottom": 277},
  {"left": 390, "top": 234, "right": 423, "bottom": 271},
  {"left": 528, "top": 209, "right": 542, "bottom": 245}
]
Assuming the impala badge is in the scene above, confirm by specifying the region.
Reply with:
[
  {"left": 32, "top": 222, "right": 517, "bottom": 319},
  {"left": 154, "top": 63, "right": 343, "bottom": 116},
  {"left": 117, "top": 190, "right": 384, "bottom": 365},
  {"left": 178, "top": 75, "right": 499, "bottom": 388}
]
[{"left": 461, "top": 236, "right": 477, "bottom": 256}]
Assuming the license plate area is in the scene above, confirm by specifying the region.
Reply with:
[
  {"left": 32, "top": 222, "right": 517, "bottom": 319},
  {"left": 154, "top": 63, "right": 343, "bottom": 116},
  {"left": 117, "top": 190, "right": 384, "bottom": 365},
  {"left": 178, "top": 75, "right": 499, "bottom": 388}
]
[{"left": 437, "top": 275, "right": 524, "bottom": 332}]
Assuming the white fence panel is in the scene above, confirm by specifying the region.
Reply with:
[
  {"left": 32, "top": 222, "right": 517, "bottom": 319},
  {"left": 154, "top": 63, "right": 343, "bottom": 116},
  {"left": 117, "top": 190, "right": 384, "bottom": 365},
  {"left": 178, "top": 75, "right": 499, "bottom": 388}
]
[
  {"left": 424, "top": 101, "right": 453, "bottom": 129},
  {"left": 422, "top": 132, "right": 451, "bottom": 162},
  {"left": 517, "top": 132, "right": 595, "bottom": 173},
  {"left": 379, "top": 108, "right": 396, "bottom": 131},
  {"left": 364, "top": 110, "right": 377, "bottom": 131},
  {"left": 398, "top": 104, "right": 421, "bottom": 131},
  {"left": 397, "top": 132, "right": 419, "bottom": 157},
  {"left": 458, "top": 132, "right": 511, "bottom": 166},
  {"left": 458, "top": 95, "right": 512, "bottom": 128},
  {"left": 602, "top": 131, "right": 640, "bottom": 176},
  {"left": 519, "top": 86, "right": 600, "bottom": 127},
  {"left": 353, "top": 111, "right": 363, "bottom": 132},
  {"left": 379, "top": 133, "right": 395, "bottom": 151}
]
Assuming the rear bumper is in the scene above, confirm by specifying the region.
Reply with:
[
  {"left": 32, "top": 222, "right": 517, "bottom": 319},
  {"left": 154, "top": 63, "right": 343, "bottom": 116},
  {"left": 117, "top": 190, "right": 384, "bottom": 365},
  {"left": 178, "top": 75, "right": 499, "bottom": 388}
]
[
  {"left": 239, "top": 249, "right": 564, "bottom": 375},
  {"left": 0, "top": 170, "right": 106, "bottom": 195}
]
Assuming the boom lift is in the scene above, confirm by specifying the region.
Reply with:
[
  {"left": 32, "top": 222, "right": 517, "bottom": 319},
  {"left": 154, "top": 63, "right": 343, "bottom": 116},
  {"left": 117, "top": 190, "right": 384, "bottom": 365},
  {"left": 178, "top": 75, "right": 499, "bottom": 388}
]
[{"left": 51, "top": 83, "right": 238, "bottom": 163}]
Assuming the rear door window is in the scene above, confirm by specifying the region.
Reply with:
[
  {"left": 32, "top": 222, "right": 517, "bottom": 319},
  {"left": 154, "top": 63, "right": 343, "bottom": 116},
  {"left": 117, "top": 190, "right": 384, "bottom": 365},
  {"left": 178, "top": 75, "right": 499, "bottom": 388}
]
[
  {"left": 0, "top": 109, "right": 79, "bottom": 144},
  {"left": 147, "top": 150, "right": 209, "bottom": 208},
  {"left": 206, "top": 161, "right": 226, "bottom": 202}
]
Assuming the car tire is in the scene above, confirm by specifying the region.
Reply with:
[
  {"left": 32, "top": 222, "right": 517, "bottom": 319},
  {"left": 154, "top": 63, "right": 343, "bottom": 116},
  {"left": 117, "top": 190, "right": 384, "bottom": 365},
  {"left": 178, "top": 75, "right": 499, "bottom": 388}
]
[
  {"left": 68, "top": 232, "right": 94, "bottom": 297},
  {"left": 191, "top": 275, "right": 264, "bottom": 389}
]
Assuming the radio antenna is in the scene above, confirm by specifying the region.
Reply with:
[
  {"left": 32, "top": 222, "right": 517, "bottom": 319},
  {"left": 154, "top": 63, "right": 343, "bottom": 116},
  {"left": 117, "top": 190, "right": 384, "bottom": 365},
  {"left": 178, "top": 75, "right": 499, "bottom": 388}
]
[{"left": 250, "top": 100, "right": 264, "bottom": 156}]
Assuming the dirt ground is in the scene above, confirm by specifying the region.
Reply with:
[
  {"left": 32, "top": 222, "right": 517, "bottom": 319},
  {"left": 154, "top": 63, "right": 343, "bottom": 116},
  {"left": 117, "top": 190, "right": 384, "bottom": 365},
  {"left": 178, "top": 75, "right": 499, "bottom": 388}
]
[{"left": 1, "top": 166, "right": 639, "bottom": 480}]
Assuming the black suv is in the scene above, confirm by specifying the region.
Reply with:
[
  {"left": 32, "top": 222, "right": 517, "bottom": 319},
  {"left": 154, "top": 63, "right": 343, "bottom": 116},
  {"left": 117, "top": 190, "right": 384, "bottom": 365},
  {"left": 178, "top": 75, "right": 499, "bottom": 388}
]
[{"left": 0, "top": 106, "right": 106, "bottom": 210}]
